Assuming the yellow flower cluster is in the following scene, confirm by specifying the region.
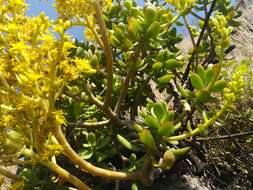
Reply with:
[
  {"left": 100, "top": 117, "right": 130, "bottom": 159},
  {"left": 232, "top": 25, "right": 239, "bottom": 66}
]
[
  {"left": 55, "top": 0, "right": 93, "bottom": 20},
  {"left": 209, "top": 12, "right": 233, "bottom": 55},
  {"left": 52, "top": 110, "right": 67, "bottom": 126},
  {"left": 40, "top": 142, "right": 64, "bottom": 161},
  {"left": 0, "top": 0, "right": 27, "bottom": 15},
  {"left": 223, "top": 70, "right": 245, "bottom": 104},
  {"left": 0, "top": 0, "right": 96, "bottom": 159},
  {"left": 55, "top": 0, "right": 112, "bottom": 20}
]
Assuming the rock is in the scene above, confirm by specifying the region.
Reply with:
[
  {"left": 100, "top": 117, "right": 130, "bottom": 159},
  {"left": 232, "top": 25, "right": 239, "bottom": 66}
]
[{"left": 139, "top": 174, "right": 212, "bottom": 190}]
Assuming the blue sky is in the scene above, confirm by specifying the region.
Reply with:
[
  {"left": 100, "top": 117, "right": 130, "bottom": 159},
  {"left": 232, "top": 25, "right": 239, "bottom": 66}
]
[
  {"left": 25, "top": 0, "right": 237, "bottom": 40},
  {"left": 26, "top": 0, "right": 145, "bottom": 40},
  {"left": 26, "top": 0, "right": 84, "bottom": 39}
]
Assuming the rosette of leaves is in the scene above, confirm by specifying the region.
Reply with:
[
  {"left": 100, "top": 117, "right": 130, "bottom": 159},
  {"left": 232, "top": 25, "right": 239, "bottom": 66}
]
[{"left": 188, "top": 64, "right": 227, "bottom": 104}]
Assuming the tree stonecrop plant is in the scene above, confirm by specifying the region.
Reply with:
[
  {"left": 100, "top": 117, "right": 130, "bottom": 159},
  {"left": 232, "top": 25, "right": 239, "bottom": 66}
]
[{"left": 0, "top": 0, "right": 246, "bottom": 189}]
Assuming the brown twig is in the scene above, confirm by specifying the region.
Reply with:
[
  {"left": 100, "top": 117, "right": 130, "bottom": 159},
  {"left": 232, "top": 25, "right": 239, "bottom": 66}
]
[
  {"left": 114, "top": 46, "right": 142, "bottom": 114},
  {"left": 182, "top": 0, "right": 217, "bottom": 82},
  {"left": 196, "top": 131, "right": 253, "bottom": 141},
  {"left": 190, "top": 10, "right": 205, "bottom": 21},
  {"left": 183, "top": 16, "right": 196, "bottom": 50}
]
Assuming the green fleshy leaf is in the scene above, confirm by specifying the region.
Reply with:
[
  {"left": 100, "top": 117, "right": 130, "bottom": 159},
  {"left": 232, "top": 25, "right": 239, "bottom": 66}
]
[
  {"left": 87, "top": 132, "right": 96, "bottom": 146},
  {"left": 143, "top": 3, "right": 157, "bottom": 25},
  {"left": 131, "top": 182, "right": 138, "bottom": 190},
  {"left": 158, "top": 121, "right": 174, "bottom": 136},
  {"left": 79, "top": 148, "right": 93, "bottom": 160},
  {"left": 143, "top": 115, "right": 160, "bottom": 130},
  {"left": 177, "top": 85, "right": 192, "bottom": 99},
  {"left": 161, "top": 111, "right": 174, "bottom": 122},
  {"left": 145, "top": 21, "right": 162, "bottom": 39},
  {"left": 160, "top": 150, "right": 176, "bottom": 170},
  {"left": 196, "top": 65, "right": 205, "bottom": 81},
  {"left": 204, "top": 67, "right": 215, "bottom": 85},
  {"left": 152, "top": 102, "right": 166, "bottom": 120},
  {"left": 139, "top": 128, "right": 157, "bottom": 152},
  {"left": 195, "top": 89, "right": 211, "bottom": 103},
  {"left": 210, "top": 80, "right": 227, "bottom": 92},
  {"left": 190, "top": 73, "right": 205, "bottom": 90},
  {"left": 117, "top": 134, "right": 138, "bottom": 151},
  {"left": 164, "top": 59, "right": 181, "bottom": 70},
  {"left": 157, "top": 73, "right": 174, "bottom": 85}
]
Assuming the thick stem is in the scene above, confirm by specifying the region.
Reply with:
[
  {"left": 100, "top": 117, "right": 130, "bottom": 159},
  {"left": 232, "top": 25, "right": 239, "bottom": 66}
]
[
  {"left": 48, "top": 40, "right": 64, "bottom": 112},
  {"left": 52, "top": 123, "right": 139, "bottom": 180},
  {"left": 43, "top": 161, "right": 91, "bottom": 190},
  {"left": 114, "top": 62, "right": 137, "bottom": 114},
  {"left": 93, "top": 1, "right": 113, "bottom": 106},
  {"left": 21, "top": 149, "right": 91, "bottom": 190}
]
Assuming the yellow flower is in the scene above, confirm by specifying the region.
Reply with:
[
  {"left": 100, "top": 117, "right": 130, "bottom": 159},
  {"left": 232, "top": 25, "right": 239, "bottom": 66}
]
[
  {"left": 85, "top": 28, "right": 95, "bottom": 41},
  {"left": 55, "top": 0, "right": 112, "bottom": 20},
  {"left": 1, "top": 114, "right": 15, "bottom": 128},
  {"left": 55, "top": 0, "right": 93, "bottom": 20},
  {"left": 62, "top": 41, "right": 76, "bottom": 55},
  {"left": 74, "top": 57, "right": 96, "bottom": 74},
  {"left": 3, "top": 0, "right": 27, "bottom": 15},
  {"left": 59, "top": 60, "right": 79, "bottom": 80},
  {"left": 9, "top": 41, "right": 29, "bottom": 54},
  {"left": 41, "top": 142, "right": 64, "bottom": 161},
  {"left": 209, "top": 12, "right": 232, "bottom": 54},
  {"left": 0, "top": 0, "right": 97, "bottom": 164},
  {"left": 52, "top": 110, "right": 67, "bottom": 126}
]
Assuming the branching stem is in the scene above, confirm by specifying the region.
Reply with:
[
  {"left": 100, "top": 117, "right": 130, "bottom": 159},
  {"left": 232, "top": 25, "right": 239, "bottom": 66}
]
[
  {"left": 166, "top": 106, "right": 226, "bottom": 141},
  {"left": 52, "top": 123, "right": 140, "bottom": 181},
  {"left": 93, "top": 1, "right": 114, "bottom": 106}
]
